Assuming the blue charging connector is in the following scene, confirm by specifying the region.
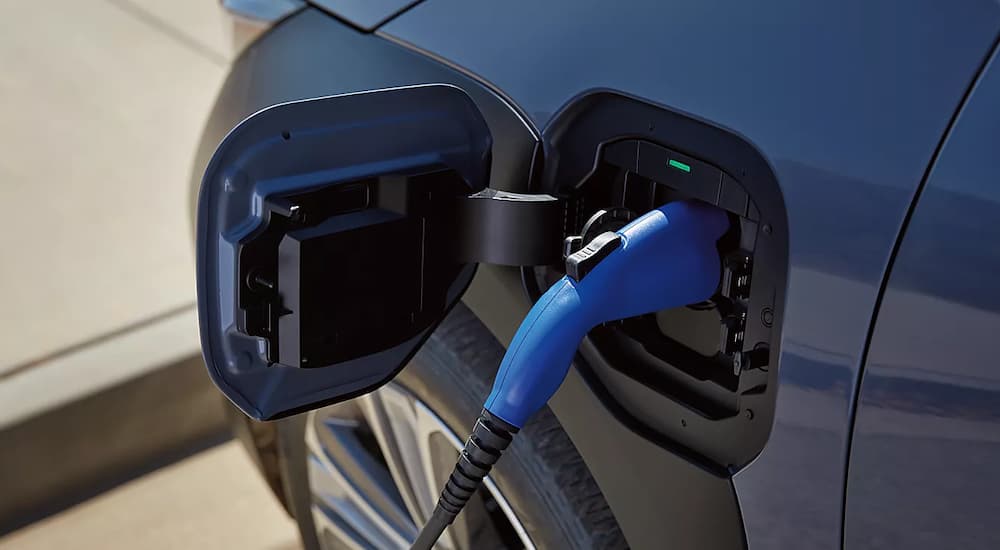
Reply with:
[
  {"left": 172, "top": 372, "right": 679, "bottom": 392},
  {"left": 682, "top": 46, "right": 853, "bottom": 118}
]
[
  {"left": 486, "top": 200, "right": 728, "bottom": 428},
  {"left": 412, "top": 200, "right": 728, "bottom": 549}
]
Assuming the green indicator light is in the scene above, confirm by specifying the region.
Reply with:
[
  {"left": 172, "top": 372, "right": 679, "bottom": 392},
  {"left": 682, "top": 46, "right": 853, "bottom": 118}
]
[{"left": 668, "top": 159, "right": 691, "bottom": 173}]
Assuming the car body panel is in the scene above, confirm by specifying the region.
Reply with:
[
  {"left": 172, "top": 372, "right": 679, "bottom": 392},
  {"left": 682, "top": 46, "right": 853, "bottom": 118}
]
[
  {"left": 845, "top": 45, "right": 1000, "bottom": 550},
  {"left": 380, "top": 2, "right": 1000, "bottom": 547},
  {"left": 192, "top": 4, "right": 1000, "bottom": 549},
  {"left": 191, "top": 10, "right": 744, "bottom": 548}
]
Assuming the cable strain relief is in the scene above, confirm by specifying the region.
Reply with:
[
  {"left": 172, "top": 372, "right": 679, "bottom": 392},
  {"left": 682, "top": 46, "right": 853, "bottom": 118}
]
[
  {"left": 415, "top": 411, "right": 519, "bottom": 549},
  {"left": 481, "top": 408, "right": 520, "bottom": 436},
  {"left": 431, "top": 410, "right": 516, "bottom": 526}
]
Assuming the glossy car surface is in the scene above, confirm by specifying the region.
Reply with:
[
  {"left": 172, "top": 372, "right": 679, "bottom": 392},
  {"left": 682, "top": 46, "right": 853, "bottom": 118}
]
[{"left": 193, "top": 3, "right": 1000, "bottom": 548}]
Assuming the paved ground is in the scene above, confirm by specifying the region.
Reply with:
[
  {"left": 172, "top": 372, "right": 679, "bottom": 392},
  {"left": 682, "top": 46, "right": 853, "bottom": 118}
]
[
  {"left": 0, "top": 442, "right": 300, "bottom": 550},
  {"left": 0, "top": 0, "right": 224, "bottom": 427},
  {"left": 0, "top": 0, "right": 302, "bottom": 547},
  {"left": 0, "top": 0, "right": 227, "bottom": 373}
]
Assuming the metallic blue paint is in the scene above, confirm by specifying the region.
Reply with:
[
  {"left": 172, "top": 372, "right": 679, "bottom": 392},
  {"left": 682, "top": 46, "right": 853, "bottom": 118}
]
[
  {"left": 846, "top": 46, "right": 1000, "bottom": 549},
  {"left": 381, "top": 2, "right": 1000, "bottom": 547},
  {"left": 485, "top": 201, "right": 728, "bottom": 427}
]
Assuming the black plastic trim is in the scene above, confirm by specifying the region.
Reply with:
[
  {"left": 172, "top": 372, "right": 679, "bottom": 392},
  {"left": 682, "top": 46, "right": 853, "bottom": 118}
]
[{"left": 452, "top": 189, "right": 564, "bottom": 266}]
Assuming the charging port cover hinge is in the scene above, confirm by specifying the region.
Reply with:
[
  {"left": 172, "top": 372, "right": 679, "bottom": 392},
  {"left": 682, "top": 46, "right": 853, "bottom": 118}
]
[{"left": 450, "top": 188, "right": 566, "bottom": 266}]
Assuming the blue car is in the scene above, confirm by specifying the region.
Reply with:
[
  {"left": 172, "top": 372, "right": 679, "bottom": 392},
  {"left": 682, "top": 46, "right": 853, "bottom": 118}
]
[{"left": 191, "top": 2, "right": 1000, "bottom": 548}]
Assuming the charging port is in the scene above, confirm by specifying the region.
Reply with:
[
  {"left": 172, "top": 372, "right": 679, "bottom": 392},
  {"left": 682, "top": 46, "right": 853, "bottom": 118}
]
[
  {"left": 549, "top": 137, "right": 778, "bottom": 439},
  {"left": 538, "top": 91, "right": 787, "bottom": 469}
]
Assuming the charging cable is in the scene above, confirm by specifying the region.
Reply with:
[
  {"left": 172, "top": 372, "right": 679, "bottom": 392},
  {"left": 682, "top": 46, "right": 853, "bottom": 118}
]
[{"left": 412, "top": 200, "right": 728, "bottom": 549}]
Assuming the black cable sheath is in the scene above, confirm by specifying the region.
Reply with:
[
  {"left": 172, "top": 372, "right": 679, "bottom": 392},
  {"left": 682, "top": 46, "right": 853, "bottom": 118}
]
[
  {"left": 411, "top": 409, "right": 518, "bottom": 550},
  {"left": 411, "top": 506, "right": 453, "bottom": 550}
]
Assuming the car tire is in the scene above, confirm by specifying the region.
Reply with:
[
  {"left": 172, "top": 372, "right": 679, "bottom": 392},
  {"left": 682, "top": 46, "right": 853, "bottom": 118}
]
[{"left": 276, "top": 302, "right": 627, "bottom": 549}]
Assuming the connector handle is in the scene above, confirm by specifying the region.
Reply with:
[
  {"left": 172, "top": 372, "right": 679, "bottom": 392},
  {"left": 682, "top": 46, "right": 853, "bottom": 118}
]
[{"left": 484, "top": 200, "right": 728, "bottom": 427}]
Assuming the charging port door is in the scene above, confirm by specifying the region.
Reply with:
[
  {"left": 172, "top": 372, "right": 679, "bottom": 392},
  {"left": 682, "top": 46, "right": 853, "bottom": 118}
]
[{"left": 197, "top": 85, "right": 493, "bottom": 420}]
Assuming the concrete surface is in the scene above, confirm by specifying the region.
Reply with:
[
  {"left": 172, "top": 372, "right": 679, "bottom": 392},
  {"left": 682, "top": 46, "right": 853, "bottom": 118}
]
[
  {"left": 0, "top": 357, "right": 230, "bottom": 533},
  {"left": 0, "top": 0, "right": 228, "bottom": 373},
  {"left": 0, "top": 0, "right": 301, "bottom": 547},
  {"left": 0, "top": 306, "right": 199, "bottom": 430},
  {"left": 0, "top": 442, "right": 301, "bottom": 550}
]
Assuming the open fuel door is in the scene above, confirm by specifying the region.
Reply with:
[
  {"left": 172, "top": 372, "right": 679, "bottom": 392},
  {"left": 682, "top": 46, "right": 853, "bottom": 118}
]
[{"left": 197, "top": 85, "right": 496, "bottom": 420}]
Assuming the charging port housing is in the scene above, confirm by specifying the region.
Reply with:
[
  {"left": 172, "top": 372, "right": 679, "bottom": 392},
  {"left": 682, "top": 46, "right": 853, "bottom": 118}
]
[
  {"left": 560, "top": 157, "right": 767, "bottom": 419},
  {"left": 538, "top": 92, "right": 788, "bottom": 470}
]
